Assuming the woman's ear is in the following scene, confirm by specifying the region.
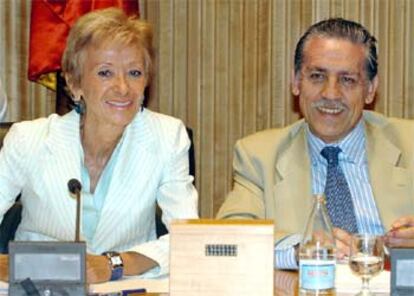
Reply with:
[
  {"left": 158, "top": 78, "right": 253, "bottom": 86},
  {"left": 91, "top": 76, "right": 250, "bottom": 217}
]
[{"left": 64, "top": 74, "right": 82, "bottom": 101}]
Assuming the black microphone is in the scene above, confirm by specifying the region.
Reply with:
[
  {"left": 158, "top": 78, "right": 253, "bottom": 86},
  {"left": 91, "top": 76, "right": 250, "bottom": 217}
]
[
  {"left": 68, "top": 179, "right": 82, "bottom": 242},
  {"left": 68, "top": 178, "right": 82, "bottom": 195}
]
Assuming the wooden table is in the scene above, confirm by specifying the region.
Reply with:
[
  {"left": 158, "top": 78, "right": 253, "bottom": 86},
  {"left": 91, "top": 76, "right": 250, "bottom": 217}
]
[
  {"left": 120, "top": 270, "right": 298, "bottom": 296},
  {"left": 90, "top": 268, "right": 390, "bottom": 296}
]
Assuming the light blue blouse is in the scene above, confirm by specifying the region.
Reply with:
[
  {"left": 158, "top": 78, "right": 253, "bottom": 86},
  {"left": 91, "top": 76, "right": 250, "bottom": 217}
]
[{"left": 81, "top": 142, "right": 122, "bottom": 242}]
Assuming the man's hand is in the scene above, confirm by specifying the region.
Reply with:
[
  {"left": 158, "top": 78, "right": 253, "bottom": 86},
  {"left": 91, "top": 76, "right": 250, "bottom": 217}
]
[
  {"left": 333, "top": 227, "right": 353, "bottom": 260},
  {"left": 86, "top": 254, "right": 111, "bottom": 284},
  {"left": 384, "top": 215, "right": 414, "bottom": 248},
  {"left": 0, "top": 254, "right": 8, "bottom": 282}
]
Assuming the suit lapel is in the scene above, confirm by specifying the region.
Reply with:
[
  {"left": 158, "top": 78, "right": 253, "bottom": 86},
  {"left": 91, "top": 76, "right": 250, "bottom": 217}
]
[
  {"left": 44, "top": 111, "right": 81, "bottom": 184},
  {"left": 273, "top": 122, "right": 313, "bottom": 231},
  {"left": 365, "top": 119, "right": 410, "bottom": 229},
  {"left": 41, "top": 111, "right": 82, "bottom": 239}
]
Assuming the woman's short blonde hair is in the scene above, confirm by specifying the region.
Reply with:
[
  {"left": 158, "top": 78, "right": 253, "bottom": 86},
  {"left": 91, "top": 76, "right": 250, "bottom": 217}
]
[{"left": 62, "top": 7, "right": 153, "bottom": 89}]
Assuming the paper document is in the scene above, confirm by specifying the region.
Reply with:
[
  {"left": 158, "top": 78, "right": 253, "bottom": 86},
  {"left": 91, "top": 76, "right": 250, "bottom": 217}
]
[{"left": 89, "top": 276, "right": 169, "bottom": 294}]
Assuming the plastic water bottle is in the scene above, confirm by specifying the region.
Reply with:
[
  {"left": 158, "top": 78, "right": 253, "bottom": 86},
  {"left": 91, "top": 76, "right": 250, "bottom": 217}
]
[{"left": 299, "top": 194, "right": 336, "bottom": 295}]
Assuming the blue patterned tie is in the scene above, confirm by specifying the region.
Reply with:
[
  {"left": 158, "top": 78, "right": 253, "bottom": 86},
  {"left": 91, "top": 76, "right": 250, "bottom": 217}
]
[{"left": 321, "top": 146, "right": 358, "bottom": 233}]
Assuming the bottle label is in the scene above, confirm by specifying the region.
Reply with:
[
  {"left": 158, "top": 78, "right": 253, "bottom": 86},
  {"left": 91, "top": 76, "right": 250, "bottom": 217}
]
[{"left": 299, "top": 259, "right": 335, "bottom": 290}]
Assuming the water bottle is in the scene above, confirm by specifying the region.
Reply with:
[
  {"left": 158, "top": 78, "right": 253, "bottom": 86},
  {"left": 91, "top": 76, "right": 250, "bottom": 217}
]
[{"left": 299, "top": 194, "right": 336, "bottom": 295}]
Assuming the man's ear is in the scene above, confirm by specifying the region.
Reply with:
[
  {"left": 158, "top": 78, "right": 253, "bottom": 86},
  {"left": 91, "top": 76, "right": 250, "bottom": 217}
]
[
  {"left": 291, "top": 69, "right": 300, "bottom": 96},
  {"left": 365, "top": 75, "right": 378, "bottom": 104}
]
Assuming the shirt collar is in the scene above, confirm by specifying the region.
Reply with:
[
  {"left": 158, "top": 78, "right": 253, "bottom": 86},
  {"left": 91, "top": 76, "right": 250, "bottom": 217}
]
[{"left": 306, "top": 119, "right": 366, "bottom": 165}]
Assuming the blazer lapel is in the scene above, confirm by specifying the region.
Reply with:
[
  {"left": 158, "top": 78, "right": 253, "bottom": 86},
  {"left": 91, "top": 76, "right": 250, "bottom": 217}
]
[
  {"left": 365, "top": 120, "right": 411, "bottom": 229},
  {"left": 273, "top": 123, "right": 313, "bottom": 232},
  {"left": 44, "top": 111, "right": 81, "bottom": 183},
  {"left": 41, "top": 111, "right": 82, "bottom": 239}
]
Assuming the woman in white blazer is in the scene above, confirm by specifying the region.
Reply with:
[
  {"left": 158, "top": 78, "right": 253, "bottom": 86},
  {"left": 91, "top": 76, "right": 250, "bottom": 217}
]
[{"left": 0, "top": 8, "right": 198, "bottom": 283}]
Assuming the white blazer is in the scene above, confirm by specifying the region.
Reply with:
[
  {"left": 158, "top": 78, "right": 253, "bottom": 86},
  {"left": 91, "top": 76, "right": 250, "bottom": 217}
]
[{"left": 0, "top": 109, "right": 198, "bottom": 277}]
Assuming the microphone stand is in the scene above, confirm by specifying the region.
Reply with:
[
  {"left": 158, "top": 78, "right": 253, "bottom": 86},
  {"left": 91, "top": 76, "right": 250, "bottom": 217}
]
[
  {"left": 67, "top": 179, "right": 82, "bottom": 242},
  {"left": 75, "top": 189, "right": 81, "bottom": 242}
]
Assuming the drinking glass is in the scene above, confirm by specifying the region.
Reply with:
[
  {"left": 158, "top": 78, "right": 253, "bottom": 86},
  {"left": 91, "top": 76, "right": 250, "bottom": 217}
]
[{"left": 349, "top": 234, "right": 384, "bottom": 296}]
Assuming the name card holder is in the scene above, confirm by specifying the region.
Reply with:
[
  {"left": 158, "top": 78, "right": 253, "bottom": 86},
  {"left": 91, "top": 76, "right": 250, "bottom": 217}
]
[{"left": 169, "top": 219, "right": 274, "bottom": 296}]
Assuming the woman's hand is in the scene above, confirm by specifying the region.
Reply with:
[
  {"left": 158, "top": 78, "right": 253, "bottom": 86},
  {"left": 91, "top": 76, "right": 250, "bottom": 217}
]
[
  {"left": 121, "top": 251, "right": 158, "bottom": 276},
  {"left": 0, "top": 254, "right": 8, "bottom": 282},
  {"left": 86, "top": 252, "right": 158, "bottom": 284},
  {"left": 86, "top": 254, "right": 111, "bottom": 284},
  {"left": 384, "top": 215, "right": 414, "bottom": 248},
  {"left": 0, "top": 252, "right": 151, "bottom": 284}
]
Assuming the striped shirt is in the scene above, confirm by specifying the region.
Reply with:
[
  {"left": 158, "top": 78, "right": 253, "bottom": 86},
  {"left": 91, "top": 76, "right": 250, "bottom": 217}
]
[{"left": 275, "top": 119, "right": 384, "bottom": 269}]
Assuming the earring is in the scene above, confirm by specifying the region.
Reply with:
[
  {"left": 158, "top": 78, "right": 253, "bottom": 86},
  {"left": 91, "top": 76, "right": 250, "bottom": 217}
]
[
  {"left": 73, "top": 97, "right": 86, "bottom": 114},
  {"left": 140, "top": 95, "right": 145, "bottom": 111}
]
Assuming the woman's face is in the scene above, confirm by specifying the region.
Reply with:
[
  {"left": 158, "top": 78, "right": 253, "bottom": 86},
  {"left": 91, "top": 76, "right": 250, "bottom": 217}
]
[{"left": 74, "top": 42, "right": 148, "bottom": 129}]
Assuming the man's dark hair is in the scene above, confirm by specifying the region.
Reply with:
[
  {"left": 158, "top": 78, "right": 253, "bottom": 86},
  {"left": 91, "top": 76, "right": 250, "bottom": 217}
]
[{"left": 294, "top": 18, "right": 378, "bottom": 81}]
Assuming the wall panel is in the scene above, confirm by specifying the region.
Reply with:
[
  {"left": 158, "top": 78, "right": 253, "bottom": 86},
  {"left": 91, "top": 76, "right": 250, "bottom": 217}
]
[{"left": 406, "top": 0, "right": 414, "bottom": 117}]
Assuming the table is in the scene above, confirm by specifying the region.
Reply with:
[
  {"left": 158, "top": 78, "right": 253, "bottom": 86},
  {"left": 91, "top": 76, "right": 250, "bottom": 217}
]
[
  {"left": 91, "top": 270, "right": 299, "bottom": 296},
  {"left": 1, "top": 267, "right": 390, "bottom": 296},
  {"left": 116, "top": 269, "right": 389, "bottom": 296}
]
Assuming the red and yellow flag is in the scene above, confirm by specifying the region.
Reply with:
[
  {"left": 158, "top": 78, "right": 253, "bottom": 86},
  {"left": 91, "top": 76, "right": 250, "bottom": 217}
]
[{"left": 28, "top": 0, "right": 139, "bottom": 90}]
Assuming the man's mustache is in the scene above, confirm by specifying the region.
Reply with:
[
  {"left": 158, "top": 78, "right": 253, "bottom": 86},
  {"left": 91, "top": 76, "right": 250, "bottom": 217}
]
[{"left": 311, "top": 99, "right": 347, "bottom": 111}]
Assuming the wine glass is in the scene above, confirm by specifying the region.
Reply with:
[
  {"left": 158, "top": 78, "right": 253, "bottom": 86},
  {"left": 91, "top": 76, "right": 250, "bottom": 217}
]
[{"left": 349, "top": 234, "right": 384, "bottom": 296}]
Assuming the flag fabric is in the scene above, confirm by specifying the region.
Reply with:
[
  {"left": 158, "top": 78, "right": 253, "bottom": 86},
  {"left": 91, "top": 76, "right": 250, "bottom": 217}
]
[{"left": 28, "top": 0, "right": 139, "bottom": 90}]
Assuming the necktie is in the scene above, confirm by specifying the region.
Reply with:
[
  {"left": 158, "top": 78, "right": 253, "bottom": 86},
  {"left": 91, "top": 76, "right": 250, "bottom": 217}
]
[{"left": 321, "top": 146, "right": 358, "bottom": 233}]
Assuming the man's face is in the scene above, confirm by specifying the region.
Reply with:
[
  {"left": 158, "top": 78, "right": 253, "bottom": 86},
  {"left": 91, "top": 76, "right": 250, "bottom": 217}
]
[{"left": 292, "top": 36, "right": 378, "bottom": 143}]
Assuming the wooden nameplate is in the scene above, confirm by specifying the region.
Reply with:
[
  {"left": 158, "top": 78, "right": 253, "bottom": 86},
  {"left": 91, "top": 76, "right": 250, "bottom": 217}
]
[{"left": 169, "top": 219, "right": 274, "bottom": 296}]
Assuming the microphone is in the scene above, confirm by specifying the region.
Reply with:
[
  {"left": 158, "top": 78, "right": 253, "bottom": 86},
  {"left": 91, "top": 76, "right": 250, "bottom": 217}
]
[
  {"left": 68, "top": 178, "right": 82, "bottom": 195},
  {"left": 68, "top": 179, "right": 82, "bottom": 242}
]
